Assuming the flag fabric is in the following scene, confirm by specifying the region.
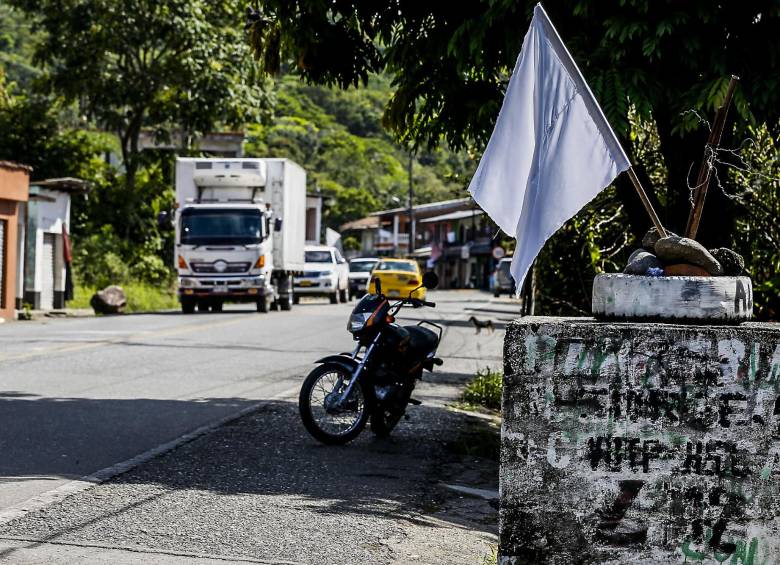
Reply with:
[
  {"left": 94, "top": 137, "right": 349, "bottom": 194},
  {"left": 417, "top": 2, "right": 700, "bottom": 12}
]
[{"left": 468, "top": 3, "right": 630, "bottom": 290}]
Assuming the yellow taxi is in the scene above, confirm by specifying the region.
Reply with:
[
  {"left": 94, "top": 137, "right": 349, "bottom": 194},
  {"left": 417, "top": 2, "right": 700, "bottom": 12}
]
[{"left": 368, "top": 259, "right": 427, "bottom": 300}]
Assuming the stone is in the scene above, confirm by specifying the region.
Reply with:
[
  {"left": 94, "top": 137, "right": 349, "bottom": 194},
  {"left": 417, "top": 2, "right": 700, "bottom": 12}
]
[
  {"left": 90, "top": 285, "right": 127, "bottom": 315},
  {"left": 623, "top": 250, "right": 662, "bottom": 275},
  {"left": 662, "top": 262, "right": 711, "bottom": 276},
  {"left": 710, "top": 247, "right": 745, "bottom": 276},
  {"left": 654, "top": 235, "right": 723, "bottom": 275},
  {"left": 500, "top": 318, "right": 780, "bottom": 564},
  {"left": 641, "top": 227, "right": 676, "bottom": 253}
]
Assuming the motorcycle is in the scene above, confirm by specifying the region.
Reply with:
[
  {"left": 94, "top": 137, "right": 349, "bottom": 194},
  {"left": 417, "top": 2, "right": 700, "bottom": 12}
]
[{"left": 298, "top": 271, "right": 443, "bottom": 444}]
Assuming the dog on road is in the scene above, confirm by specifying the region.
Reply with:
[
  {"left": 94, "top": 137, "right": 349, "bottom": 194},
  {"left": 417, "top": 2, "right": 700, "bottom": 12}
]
[{"left": 469, "top": 316, "right": 495, "bottom": 334}]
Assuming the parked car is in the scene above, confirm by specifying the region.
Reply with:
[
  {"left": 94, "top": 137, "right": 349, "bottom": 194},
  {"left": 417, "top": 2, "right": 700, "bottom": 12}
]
[
  {"left": 492, "top": 257, "right": 516, "bottom": 297},
  {"left": 368, "top": 258, "right": 427, "bottom": 300},
  {"left": 348, "top": 257, "right": 379, "bottom": 300},
  {"left": 294, "top": 245, "right": 350, "bottom": 304}
]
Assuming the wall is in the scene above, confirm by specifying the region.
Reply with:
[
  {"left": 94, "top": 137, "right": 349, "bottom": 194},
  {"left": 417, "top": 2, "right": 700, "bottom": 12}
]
[
  {"left": 24, "top": 187, "right": 69, "bottom": 309},
  {"left": 0, "top": 164, "right": 30, "bottom": 319},
  {"left": 501, "top": 317, "right": 780, "bottom": 564}
]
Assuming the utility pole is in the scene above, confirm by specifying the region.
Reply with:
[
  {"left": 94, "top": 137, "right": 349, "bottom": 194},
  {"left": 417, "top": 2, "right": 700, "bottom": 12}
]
[{"left": 408, "top": 152, "right": 415, "bottom": 256}]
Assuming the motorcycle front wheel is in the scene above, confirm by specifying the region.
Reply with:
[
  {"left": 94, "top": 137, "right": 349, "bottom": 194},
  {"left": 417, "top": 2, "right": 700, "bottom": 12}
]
[{"left": 299, "top": 363, "right": 369, "bottom": 445}]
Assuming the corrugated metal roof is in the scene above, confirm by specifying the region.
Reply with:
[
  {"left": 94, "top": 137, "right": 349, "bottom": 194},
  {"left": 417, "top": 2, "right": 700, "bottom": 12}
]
[
  {"left": 0, "top": 161, "right": 33, "bottom": 173},
  {"left": 370, "top": 197, "right": 471, "bottom": 217},
  {"left": 420, "top": 209, "right": 484, "bottom": 223},
  {"left": 32, "top": 177, "right": 90, "bottom": 193},
  {"left": 340, "top": 216, "right": 381, "bottom": 231}
]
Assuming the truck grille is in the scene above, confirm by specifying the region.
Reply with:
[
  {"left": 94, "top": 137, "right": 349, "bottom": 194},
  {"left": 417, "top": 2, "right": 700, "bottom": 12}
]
[{"left": 191, "top": 261, "right": 251, "bottom": 274}]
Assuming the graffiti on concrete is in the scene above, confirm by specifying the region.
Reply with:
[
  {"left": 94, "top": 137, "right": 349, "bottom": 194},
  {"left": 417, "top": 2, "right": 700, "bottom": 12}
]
[{"left": 500, "top": 320, "right": 780, "bottom": 565}]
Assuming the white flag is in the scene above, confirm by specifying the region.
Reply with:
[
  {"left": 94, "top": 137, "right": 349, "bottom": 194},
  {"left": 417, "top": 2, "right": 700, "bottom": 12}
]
[{"left": 468, "top": 3, "right": 630, "bottom": 290}]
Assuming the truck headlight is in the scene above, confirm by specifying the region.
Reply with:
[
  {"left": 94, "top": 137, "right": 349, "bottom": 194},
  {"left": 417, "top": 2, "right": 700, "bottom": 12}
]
[
  {"left": 180, "top": 278, "right": 196, "bottom": 287},
  {"left": 320, "top": 270, "right": 333, "bottom": 277}
]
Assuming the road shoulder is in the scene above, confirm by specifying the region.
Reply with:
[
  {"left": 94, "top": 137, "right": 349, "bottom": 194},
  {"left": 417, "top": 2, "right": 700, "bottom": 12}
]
[{"left": 0, "top": 372, "right": 498, "bottom": 565}]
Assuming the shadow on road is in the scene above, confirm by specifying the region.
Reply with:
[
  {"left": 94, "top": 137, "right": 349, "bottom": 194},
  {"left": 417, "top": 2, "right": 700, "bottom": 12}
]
[
  {"left": 0, "top": 374, "right": 498, "bottom": 564},
  {"left": 0, "top": 396, "right": 262, "bottom": 480}
]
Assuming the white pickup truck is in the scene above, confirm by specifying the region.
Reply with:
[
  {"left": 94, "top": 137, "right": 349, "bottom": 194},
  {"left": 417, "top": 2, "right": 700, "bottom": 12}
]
[
  {"left": 293, "top": 245, "right": 350, "bottom": 304},
  {"left": 172, "top": 158, "right": 306, "bottom": 313}
]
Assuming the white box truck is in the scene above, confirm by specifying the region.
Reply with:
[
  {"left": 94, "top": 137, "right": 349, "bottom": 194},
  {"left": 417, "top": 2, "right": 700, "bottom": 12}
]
[{"left": 173, "top": 157, "right": 306, "bottom": 313}]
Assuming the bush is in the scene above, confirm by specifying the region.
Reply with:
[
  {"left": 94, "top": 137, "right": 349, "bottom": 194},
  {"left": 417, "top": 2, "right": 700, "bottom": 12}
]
[{"left": 461, "top": 367, "right": 503, "bottom": 411}]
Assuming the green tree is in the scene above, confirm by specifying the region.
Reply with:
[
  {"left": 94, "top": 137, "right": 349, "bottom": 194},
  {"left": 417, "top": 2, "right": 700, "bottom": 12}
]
[
  {"left": 248, "top": 1, "right": 780, "bottom": 246},
  {"left": 245, "top": 75, "right": 468, "bottom": 228},
  {"left": 0, "top": 84, "right": 110, "bottom": 181},
  {"left": 11, "top": 0, "right": 268, "bottom": 194}
]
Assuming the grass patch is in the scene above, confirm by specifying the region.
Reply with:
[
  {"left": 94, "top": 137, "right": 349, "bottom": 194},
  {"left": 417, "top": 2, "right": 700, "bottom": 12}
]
[
  {"left": 69, "top": 281, "right": 179, "bottom": 313},
  {"left": 461, "top": 367, "right": 503, "bottom": 412},
  {"left": 447, "top": 420, "right": 500, "bottom": 461}
]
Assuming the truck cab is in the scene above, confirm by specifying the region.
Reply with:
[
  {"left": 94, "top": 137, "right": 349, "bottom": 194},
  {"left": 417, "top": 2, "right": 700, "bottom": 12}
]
[{"left": 174, "top": 158, "right": 305, "bottom": 313}]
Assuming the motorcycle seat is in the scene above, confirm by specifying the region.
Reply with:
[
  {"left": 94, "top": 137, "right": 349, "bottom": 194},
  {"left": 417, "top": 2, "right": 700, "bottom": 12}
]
[{"left": 404, "top": 325, "right": 439, "bottom": 356}]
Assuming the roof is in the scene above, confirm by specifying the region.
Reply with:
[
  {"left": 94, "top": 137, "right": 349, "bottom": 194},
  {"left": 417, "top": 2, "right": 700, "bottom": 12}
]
[
  {"left": 370, "top": 197, "right": 471, "bottom": 218},
  {"left": 33, "top": 177, "right": 90, "bottom": 193},
  {"left": 420, "top": 209, "right": 484, "bottom": 223},
  {"left": 376, "top": 258, "right": 418, "bottom": 264},
  {"left": 340, "top": 216, "right": 380, "bottom": 231},
  {"left": 0, "top": 161, "right": 33, "bottom": 173}
]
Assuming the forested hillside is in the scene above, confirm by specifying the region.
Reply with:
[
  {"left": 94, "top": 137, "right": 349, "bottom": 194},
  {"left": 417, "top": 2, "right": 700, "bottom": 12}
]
[
  {"left": 0, "top": 4, "right": 476, "bottom": 291},
  {"left": 247, "top": 76, "right": 477, "bottom": 228}
]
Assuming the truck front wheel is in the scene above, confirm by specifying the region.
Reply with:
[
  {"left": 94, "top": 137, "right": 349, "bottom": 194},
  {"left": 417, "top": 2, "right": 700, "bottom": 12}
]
[
  {"left": 257, "top": 296, "right": 268, "bottom": 313},
  {"left": 181, "top": 299, "right": 196, "bottom": 314}
]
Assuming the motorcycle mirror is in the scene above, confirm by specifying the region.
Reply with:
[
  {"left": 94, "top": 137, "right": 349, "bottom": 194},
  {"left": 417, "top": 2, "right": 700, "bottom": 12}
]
[{"left": 422, "top": 271, "right": 439, "bottom": 289}]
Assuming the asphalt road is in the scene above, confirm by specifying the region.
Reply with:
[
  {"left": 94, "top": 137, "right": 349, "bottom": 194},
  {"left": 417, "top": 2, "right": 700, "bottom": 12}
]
[{"left": 0, "top": 290, "right": 512, "bottom": 518}]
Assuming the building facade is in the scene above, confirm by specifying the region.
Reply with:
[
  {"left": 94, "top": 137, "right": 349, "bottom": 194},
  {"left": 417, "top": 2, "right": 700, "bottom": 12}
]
[
  {"left": 0, "top": 162, "right": 31, "bottom": 320},
  {"left": 23, "top": 178, "right": 88, "bottom": 310},
  {"left": 341, "top": 197, "right": 508, "bottom": 290}
]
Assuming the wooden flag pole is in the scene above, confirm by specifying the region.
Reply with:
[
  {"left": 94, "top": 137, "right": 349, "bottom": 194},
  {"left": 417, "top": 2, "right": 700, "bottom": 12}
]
[
  {"left": 626, "top": 167, "right": 668, "bottom": 238},
  {"left": 684, "top": 75, "right": 739, "bottom": 239}
]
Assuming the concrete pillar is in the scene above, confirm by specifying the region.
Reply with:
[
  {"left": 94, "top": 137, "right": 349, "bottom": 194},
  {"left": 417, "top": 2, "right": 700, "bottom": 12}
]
[{"left": 500, "top": 317, "right": 780, "bottom": 564}]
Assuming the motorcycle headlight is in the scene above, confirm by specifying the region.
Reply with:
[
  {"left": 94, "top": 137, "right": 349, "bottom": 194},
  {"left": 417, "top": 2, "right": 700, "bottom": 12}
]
[{"left": 348, "top": 312, "right": 372, "bottom": 333}]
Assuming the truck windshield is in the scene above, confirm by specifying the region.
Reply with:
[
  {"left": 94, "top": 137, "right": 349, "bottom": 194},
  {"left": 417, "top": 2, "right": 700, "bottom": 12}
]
[{"left": 181, "top": 208, "right": 263, "bottom": 246}]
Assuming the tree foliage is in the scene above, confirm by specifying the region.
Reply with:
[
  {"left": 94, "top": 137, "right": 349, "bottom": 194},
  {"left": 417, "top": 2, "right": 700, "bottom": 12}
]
[
  {"left": 245, "top": 76, "right": 476, "bottom": 228},
  {"left": 249, "top": 1, "right": 780, "bottom": 245},
  {"left": 11, "top": 0, "right": 269, "bottom": 189}
]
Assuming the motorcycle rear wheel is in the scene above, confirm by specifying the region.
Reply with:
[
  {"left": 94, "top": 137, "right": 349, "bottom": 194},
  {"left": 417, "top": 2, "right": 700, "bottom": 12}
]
[{"left": 299, "top": 363, "right": 369, "bottom": 445}]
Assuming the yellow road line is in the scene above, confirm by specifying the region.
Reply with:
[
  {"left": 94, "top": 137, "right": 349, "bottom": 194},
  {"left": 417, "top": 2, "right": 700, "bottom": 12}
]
[{"left": 0, "top": 316, "right": 249, "bottom": 364}]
